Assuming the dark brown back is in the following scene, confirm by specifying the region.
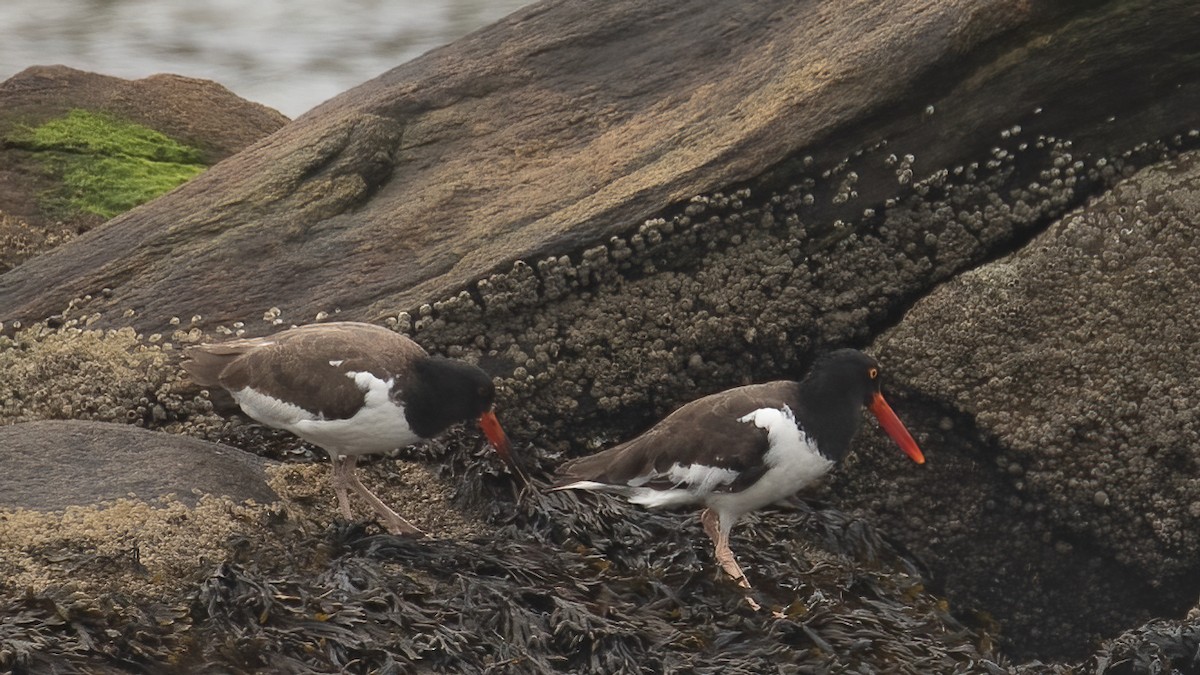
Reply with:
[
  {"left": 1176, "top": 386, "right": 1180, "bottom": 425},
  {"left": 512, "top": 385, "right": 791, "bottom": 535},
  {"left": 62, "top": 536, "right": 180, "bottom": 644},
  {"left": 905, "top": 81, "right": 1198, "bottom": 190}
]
[
  {"left": 183, "top": 322, "right": 427, "bottom": 420},
  {"left": 556, "top": 380, "right": 802, "bottom": 485}
]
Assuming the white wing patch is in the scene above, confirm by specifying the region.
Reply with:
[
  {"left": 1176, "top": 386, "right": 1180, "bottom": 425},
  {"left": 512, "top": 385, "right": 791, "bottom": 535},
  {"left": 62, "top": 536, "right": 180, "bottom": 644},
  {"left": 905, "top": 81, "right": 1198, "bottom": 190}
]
[
  {"left": 665, "top": 463, "right": 740, "bottom": 492},
  {"left": 626, "top": 462, "right": 741, "bottom": 508},
  {"left": 558, "top": 462, "right": 740, "bottom": 510},
  {"left": 329, "top": 359, "right": 344, "bottom": 367}
]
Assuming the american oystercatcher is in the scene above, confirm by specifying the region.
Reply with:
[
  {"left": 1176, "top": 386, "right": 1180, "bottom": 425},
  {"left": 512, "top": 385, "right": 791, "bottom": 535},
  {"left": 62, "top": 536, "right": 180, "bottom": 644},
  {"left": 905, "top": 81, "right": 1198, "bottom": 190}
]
[
  {"left": 183, "top": 321, "right": 512, "bottom": 537},
  {"left": 554, "top": 349, "right": 924, "bottom": 608}
]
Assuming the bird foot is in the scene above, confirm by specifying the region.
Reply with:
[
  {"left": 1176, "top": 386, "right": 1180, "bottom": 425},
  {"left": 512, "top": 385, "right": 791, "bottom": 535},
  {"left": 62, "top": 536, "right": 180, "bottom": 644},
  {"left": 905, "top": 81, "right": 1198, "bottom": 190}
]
[
  {"left": 378, "top": 514, "right": 427, "bottom": 538},
  {"left": 714, "top": 550, "right": 752, "bottom": 590},
  {"left": 385, "top": 524, "right": 426, "bottom": 538},
  {"left": 742, "top": 594, "right": 786, "bottom": 618}
]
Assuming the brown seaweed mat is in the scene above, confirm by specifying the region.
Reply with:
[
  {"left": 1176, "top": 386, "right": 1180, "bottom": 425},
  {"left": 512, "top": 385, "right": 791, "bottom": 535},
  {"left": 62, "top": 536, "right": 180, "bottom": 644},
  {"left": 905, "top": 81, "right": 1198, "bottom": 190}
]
[{"left": 1, "top": 445, "right": 1197, "bottom": 673}]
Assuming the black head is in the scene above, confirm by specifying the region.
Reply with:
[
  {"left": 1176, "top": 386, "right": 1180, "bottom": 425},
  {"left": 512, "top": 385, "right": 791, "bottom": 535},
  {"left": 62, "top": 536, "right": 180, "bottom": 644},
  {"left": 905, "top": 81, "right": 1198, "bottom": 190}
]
[
  {"left": 798, "top": 349, "right": 923, "bottom": 464},
  {"left": 804, "top": 348, "right": 884, "bottom": 406},
  {"left": 403, "top": 356, "right": 497, "bottom": 438}
]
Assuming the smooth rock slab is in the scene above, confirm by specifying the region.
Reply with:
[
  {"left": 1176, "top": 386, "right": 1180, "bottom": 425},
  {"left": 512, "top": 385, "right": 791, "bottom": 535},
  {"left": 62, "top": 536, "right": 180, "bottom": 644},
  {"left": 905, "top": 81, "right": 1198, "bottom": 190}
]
[
  {"left": 0, "top": 419, "right": 277, "bottom": 510},
  {"left": 4, "top": 0, "right": 1197, "bottom": 332}
]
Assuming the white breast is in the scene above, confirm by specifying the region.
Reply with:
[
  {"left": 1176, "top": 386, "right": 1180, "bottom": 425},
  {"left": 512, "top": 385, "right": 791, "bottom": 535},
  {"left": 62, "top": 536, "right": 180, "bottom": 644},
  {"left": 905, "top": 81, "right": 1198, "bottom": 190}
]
[
  {"left": 706, "top": 405, "right": 834, "bottom": 519},
  {"left": 233, "top": 369, "right": 420, "bottom": 457}
]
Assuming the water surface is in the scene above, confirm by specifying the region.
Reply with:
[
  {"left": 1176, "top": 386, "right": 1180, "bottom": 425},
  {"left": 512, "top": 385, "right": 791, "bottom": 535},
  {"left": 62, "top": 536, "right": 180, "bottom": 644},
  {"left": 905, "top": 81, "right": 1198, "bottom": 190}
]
[{"left": 0, "top": 0, "right": 531, "bottom": 117}]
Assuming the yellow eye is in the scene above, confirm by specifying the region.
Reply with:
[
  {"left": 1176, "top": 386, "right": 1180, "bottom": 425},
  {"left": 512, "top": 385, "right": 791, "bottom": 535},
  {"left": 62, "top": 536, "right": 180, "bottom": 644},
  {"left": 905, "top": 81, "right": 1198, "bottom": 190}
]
[{"left": 868, "top": 367, "right": 879, "bottom": 379}]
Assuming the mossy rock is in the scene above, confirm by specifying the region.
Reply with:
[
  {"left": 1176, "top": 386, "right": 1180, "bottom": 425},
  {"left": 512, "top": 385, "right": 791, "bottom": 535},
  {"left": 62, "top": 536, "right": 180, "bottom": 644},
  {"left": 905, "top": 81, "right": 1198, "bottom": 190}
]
[
  {"left": 0, "top": 66, "right": 289, "bottom": 273},
  {"left": 7, "top": 109, "right": 206, "bottom": 219}
]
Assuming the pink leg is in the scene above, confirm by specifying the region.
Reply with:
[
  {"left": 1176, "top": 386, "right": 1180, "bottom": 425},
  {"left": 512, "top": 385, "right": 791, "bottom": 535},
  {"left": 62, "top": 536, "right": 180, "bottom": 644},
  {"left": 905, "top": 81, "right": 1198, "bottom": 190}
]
[
  {"left": 330, "top": 455, "right": 425, "bottom": 537},
  {"left": 700, "top": 508, "right": 762, "bottom": 611},
  {"left": 329, "top": 456, "right": 355, "bottom": 520},
  {"left": 700, "top": 508, "right": 751, "bottom": 587}
]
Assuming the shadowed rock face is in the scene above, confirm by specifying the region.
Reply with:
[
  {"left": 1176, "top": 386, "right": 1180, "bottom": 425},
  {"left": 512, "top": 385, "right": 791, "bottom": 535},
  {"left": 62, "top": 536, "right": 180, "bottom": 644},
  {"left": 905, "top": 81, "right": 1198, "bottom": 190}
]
[
  {"left": 400, "top": 130, "right": 1198, "bottom": 664},
  {"left": 866, "top": 150, "right": 1200, "bottom": 659},
  {"left": 1, "top": 0, "right": 1200, "bottom": 670}
]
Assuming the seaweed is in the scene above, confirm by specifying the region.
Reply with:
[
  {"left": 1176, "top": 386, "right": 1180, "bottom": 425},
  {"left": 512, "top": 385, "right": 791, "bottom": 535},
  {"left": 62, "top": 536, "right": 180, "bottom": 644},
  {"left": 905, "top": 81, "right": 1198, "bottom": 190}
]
[{"left": 0, "top": 443, "right": 990, "bottom": 673}]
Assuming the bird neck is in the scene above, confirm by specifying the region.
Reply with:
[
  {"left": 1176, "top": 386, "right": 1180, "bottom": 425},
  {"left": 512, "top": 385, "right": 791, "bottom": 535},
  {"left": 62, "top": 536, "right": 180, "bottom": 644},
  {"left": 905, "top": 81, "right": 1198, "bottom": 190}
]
[{"left": 795, "top": 377, "right": 864, "bottom": 463}]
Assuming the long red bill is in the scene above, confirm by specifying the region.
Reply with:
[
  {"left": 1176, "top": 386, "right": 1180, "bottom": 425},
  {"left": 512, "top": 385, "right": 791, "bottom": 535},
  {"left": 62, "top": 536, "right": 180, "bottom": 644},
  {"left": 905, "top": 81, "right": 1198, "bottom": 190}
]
[
  {"left": 478, "top": 410, "right": 512, "bottom": 461},
  {"left": 868, "top": 392, "right": 925, "bottom": 464}
]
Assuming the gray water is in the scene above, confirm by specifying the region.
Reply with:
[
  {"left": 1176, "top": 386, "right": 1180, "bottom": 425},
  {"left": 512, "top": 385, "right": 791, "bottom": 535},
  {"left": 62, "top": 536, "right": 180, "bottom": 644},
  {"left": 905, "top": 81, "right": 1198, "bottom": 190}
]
[{"left": 0, "top": 0, "right": 531, "bottom": 117}]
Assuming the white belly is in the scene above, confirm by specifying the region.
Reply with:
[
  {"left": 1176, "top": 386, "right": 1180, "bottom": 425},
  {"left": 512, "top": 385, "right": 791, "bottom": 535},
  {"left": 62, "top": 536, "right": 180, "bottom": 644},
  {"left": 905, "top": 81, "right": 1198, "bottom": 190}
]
[
  {"left": 232, "top": 369, "right": 420, "bottom": 457},
  {"left": 706, "top": 453, "right": 833, "bottom": 517},
  {"left": 290, "top": 401, "right": 418, "bottom": 456}
]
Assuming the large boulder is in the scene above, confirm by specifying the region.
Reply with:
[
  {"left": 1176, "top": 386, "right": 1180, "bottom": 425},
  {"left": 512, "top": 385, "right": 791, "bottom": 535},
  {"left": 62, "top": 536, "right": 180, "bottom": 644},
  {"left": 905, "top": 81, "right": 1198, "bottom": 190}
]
[
  {"left": 858, "top": 150, "right": 1200, "bottom": 659},
  {"left": 1, "top": 0, "right": 1196, "bottom": 333}
]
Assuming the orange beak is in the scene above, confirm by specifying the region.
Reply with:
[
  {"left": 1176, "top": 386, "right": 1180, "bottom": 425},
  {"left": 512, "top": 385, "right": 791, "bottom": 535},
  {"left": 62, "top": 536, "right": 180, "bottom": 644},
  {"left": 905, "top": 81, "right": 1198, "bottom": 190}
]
[
  {"left": 868, "top": 392, "right": 925, "bottom": 464},
  {"left": 478, "top": 409, "right": 511, "bottom": 462}
]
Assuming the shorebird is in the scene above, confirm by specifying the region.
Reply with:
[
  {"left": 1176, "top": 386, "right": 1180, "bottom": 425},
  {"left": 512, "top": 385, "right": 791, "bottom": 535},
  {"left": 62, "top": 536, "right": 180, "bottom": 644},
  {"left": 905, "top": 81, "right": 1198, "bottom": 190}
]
[
  {"left": 183, "top": 321, "right": 512, "bottom": 536},
  {"left": 554, "top": 349, "right": 924, "bottom": 608}
]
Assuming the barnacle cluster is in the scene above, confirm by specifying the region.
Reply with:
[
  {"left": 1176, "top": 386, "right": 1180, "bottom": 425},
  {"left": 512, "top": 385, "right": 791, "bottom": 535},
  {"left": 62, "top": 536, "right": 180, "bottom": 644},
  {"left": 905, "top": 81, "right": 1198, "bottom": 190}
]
[
  {"left": 875, "top": 147, "right": 1200, "bottom": 658},
  {"left": 398, "top": 124, "right": 1170, "bottom": 465},
  {"left": 0, "top": 311, "right": 228, "bottom": 436},
  {"left": 0, "top": 210, "right": 82, "bottom": 274}
]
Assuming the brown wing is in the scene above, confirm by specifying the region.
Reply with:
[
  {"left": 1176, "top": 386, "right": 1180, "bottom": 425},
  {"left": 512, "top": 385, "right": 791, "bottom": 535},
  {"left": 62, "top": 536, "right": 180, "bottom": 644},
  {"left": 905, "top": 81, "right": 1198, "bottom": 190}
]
[
  {"left": 183, "top": 322, "right": 426, "bottom": 420},
  {"left": 556, "top": 380, "right": 802, "bottom": 490}
]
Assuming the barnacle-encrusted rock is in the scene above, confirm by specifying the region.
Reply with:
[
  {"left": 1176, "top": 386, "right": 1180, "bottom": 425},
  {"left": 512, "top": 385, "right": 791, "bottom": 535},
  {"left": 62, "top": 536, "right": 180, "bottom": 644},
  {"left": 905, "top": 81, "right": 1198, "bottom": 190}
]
[
  {"left": 0, "top": 421, "right": 281, "bottom": 604},
  {"left": 0, "top": 322, "right": 226, "bottom": 432},
  {"left": 3, "top": 1, "right": 1197, "bottom": 333},
  {"left": 868, "top": 150, "right": 1200, "bottom": 659},
  {"left": 412, "top": 128, "right": 1190, "bottom": 466}
]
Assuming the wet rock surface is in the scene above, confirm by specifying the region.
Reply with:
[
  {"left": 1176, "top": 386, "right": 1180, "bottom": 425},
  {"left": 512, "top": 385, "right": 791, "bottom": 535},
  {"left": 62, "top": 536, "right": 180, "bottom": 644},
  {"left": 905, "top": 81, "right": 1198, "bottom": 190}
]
[
  {"left": 1, "top": 0, "right": 1200, "bottom": 671},
  {"left": 2, "top": 0, "right": 1198, "bottom": 332}
]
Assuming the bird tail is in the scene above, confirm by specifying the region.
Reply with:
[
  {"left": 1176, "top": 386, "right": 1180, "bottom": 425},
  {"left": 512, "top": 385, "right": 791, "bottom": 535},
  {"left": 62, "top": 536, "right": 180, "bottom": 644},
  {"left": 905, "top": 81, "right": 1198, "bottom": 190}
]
[
  {"left": 180, "top": 340, "right": 266, "bottom": 386},
  {"left": 552, "top": 437, "right": 650, "bottom": 488}
]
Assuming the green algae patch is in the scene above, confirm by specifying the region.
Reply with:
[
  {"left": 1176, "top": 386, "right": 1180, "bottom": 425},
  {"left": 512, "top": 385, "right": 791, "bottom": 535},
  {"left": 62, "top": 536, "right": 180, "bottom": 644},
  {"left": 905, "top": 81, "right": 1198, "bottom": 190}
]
[{"left": 7, "top": 109, "right": 206, "bottom": 219}]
